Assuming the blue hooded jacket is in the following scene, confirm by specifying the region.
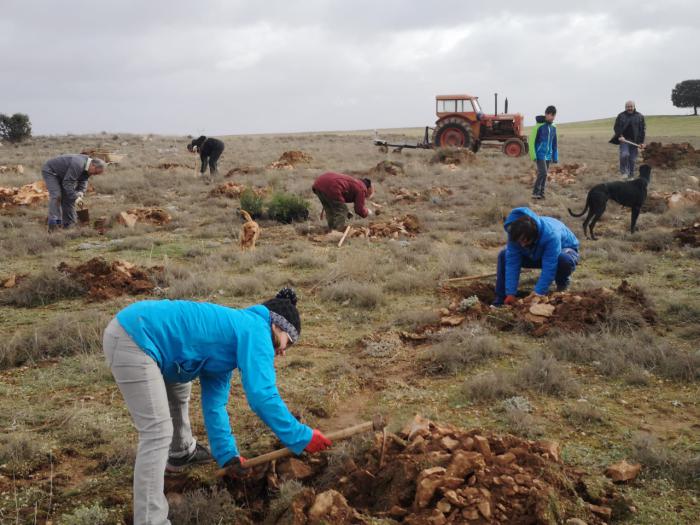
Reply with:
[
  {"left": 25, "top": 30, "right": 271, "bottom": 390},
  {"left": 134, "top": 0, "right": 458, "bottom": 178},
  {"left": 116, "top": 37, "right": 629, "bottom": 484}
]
[
  {"left": 116, "top": 300, "right": 313, "bottom": 466},
  {"left": 528, "top": 115, "right": 558, "bottom": 162},
  {"left": 504, "top": 208, "right": 579, "bottom": 296}
]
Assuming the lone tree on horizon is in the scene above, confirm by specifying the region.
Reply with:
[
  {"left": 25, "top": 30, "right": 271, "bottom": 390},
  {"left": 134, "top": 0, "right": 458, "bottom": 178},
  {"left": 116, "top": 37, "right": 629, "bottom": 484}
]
[{"left": 672, "top": 80, "right": 700, "bottom": 116}]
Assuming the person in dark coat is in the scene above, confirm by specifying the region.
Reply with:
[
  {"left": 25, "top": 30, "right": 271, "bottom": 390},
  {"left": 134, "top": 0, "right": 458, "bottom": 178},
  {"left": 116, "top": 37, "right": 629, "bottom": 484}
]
[
  {"left": 41, "top": 154, "right": 106, "bottom": 231},
  {"left": 187, "top": 136, "right": 225, "bottom": 179},
  {"left": 612, "top": 101, "right": 645, "bottom": 178},
  {"left": 312, "top": 172, "right": 374, "bottom": 231}
]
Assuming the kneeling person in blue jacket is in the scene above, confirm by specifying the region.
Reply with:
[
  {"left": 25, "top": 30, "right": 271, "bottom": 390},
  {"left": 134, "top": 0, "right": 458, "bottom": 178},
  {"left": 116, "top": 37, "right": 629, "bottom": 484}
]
[
  {"left": 494, "top": 207, "right": 580, "bottom": 306},
  {"left": 103, "top": 288, "right": 331, "bottom": 525}
]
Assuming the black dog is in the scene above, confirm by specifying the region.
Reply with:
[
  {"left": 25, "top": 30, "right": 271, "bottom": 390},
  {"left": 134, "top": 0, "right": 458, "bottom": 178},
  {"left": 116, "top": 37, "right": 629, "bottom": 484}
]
[{"left": 568, "top": 164, "right": 651, "bottom": 240}]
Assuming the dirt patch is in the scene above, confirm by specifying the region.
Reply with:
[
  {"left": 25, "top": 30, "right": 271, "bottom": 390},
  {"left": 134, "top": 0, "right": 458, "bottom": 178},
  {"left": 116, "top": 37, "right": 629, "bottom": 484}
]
[
  {"left": 433, "top": 281, "right": 655, "bottom": 337},
  {"left": 368, "top": 160, "right": 405, "bottom": 177},
  {"left": 642, "top": 142, "right": 700, "bottom": 169},
  {"left": 80, "top": 148, "right": 124, "bottom": 163},
  {"left": 521, "top": 163, "right": 586, "bottom": 187},
  {"left": 393, "top": 187, "right": 453, "bottom": 203},
  {"left": 117, "top": 207, "right": 172, "bottom": 227},
  {"left": 430, "top": 148, "right": 477, "bottom": 167},
  {"left": 350, "top": 214, "right": 422, "bottom": 240},
  {"left": 149, "top": 162, "right": 193, "bottom": 170},
  {"left": 57, "top": 257, "right": 162, "bottom": 301},
  {"left": 215, "top": 415, "right": 628, "bottom": 524},
  {"left": 225, "top": 166, "right": 261, "bottom": 177},
  {"left": 674, "top": 220, "right": 700, "bottom": 247},
  {"left": 268, "top": 151, "right": 313, "bottom": 169},
  {"left": 209, "top": 182, "right": 269, "bottom": 199},
  {"left": 0, "top": 164, "right": 24, "bottom": 175},
  {"left": 644, "top": 189, "right": 700, "bottom": 213},
  {"left": 0, "top": 181, "right": 48, "bottom": 208}
]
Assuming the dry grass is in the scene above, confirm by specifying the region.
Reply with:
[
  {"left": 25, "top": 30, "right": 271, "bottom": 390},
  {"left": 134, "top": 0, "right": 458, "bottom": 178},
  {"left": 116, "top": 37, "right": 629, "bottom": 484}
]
[
  {"left": 421, "top": 324, "right": 502, "bottom": 375},
  {"left": 321, "top": 279, "right": 384, "bottom": 308},
  {"left": 169, "top": 487, "right": 249, "bottom": 525},
  {"left": 549, "top": 330, "right": 700, "bottom": 382},
  {"left": 631, "top": 433, "right": 700, "bottom": 487},
  {"left": 0, "top": 268, "right": 87, "bottom": 307},
  {"left": 0, "top": 311, "right": 108, "bottom": 368}
]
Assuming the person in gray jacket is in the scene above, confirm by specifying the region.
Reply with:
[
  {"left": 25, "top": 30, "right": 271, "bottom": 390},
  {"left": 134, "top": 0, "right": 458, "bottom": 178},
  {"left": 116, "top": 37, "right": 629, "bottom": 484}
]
[
  {"left": 611, "top": 101, "right": 646, "bottom": 178},
  {"left": 41, "top": 154, "right": 106, "bottom": 231}
]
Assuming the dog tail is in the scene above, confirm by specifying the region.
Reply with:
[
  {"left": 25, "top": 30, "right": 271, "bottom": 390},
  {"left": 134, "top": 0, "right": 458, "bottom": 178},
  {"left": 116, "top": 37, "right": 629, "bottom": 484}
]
[
  {"left": 239, "top": 209, "right": 254, "bottom": 222},
  {"left": 568, "top": 203, "right": 588, "bottom": 217}
]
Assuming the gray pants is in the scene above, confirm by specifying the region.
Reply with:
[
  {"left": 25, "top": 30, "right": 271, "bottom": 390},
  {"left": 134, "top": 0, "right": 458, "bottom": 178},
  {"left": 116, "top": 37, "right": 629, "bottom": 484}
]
[
  {"left": 42, "top": 170, "right": 77, "bottom": 227},
  {"left": 619, "top": 143, "right": 638, "bottom": 177},
  {"left": 103, "top": 318, "right": 196, "bottom": 525},
  {"left": 533, "top": 159, "right": 550, "bottom": 196}
]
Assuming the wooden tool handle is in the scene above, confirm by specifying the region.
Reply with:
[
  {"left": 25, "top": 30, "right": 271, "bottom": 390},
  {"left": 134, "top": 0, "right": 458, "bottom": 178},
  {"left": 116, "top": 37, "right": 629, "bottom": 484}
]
[
  {"left": 216, "top": 421, "right": 375, "bottom": 476},
  {"left": 337, "top": 225, "right": 352, "bottom": 247}
]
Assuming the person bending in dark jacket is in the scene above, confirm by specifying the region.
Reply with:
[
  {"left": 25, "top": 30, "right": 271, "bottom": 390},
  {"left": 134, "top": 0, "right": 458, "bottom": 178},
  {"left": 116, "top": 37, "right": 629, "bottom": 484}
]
[
  {"left": 312, "top": 172, "right": 374, "bottom": 231},
  {"left": 613, "top": 101, "right": 645, "bottom": 178},
  {"left": 187, "top": 136, "right": 225, "bottom": 179}
]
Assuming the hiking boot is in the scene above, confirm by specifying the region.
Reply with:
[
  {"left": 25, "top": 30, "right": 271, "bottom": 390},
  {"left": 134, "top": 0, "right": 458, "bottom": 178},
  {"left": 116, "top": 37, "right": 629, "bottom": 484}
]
[
  {"left": 556, "top": 277, "right": 571, "bottom": 292},
  {"left": 166, "top": 443, "right": 213, "bottom": 473},
  {"left": 532, "top": 193, "right": 545, "bottom": 200}
]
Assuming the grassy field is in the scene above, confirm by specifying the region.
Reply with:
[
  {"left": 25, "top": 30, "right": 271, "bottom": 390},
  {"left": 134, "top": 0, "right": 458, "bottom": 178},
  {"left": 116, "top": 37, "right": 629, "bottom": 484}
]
[{"left": 0, "top": 120, "right": 698, "bottom": 523}]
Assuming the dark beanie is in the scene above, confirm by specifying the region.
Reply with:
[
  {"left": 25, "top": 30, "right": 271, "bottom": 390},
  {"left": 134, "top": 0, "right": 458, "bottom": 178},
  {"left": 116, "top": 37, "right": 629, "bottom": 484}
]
[
  {"left": 263, "top": 288, "right": 301, "bottom": 342},
  {"left": 362, "top": 178, "right": 372, "bottom": 189}
]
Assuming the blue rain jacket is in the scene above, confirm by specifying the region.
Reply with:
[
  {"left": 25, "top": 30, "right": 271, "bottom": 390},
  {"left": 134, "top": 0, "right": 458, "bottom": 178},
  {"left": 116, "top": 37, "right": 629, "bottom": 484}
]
[
  {"left": 503, "top": 207, "right": 579, "bottom": 295},
  {"left": 528, "top": 116, "right": 558, "bottom": 162},
  {"left": 116, "top": 300, "right": 312, "bottom": 466}
]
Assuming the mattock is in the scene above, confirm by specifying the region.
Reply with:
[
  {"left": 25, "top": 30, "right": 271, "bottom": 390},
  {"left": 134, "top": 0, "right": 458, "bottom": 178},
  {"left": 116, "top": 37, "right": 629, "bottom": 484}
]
[{"left": 216, "top": 415, "right": 386, "bottom": 477}]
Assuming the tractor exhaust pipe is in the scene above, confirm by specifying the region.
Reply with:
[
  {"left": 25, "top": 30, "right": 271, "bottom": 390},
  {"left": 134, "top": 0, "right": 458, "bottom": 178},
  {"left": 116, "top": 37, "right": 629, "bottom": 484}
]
[
  {"left": 505, "top": 98, "right": 509, "bottom": 114},
  {"left": 494, "top": 93, "right": 498, "bottom": 114}
]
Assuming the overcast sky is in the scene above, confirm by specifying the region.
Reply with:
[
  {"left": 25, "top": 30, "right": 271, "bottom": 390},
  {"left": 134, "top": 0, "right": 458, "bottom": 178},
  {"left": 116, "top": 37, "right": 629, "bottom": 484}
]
[{"left": 1, "top": 0, "right": 698, "bottom": 135}]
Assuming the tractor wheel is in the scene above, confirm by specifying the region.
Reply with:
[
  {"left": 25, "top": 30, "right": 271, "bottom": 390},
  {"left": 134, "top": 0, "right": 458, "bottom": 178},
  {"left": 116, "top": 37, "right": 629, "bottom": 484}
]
[
  {"left": 503, "top": 138, "right": 525, "bottom": 157},
  {"left": 433, "top": 117, "right": 473, "bottom": 149}
]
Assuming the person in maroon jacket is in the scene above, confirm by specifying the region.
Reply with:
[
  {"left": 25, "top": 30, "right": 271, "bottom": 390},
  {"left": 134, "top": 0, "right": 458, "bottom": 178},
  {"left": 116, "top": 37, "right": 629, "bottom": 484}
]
[{"left": 312, "top": 172, "right": 374, "bottom": 231}]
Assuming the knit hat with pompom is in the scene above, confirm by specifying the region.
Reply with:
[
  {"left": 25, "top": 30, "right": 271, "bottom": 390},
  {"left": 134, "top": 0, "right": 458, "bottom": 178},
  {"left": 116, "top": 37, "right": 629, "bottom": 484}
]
[{"left": 263, "top": 288, "right": 300, "bottom": 343}]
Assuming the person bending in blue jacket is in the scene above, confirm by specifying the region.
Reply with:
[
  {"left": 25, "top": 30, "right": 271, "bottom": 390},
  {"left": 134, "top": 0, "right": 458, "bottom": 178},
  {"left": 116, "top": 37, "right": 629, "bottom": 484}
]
[
  {"left": 103, "top": 288, "right": 331, "bottom": 525},
  {"left": 528, "top": 105, "right": 558, "bottom": 200},
  {"left": 494, "top": 207, "right": 580, "bottom": 306}
]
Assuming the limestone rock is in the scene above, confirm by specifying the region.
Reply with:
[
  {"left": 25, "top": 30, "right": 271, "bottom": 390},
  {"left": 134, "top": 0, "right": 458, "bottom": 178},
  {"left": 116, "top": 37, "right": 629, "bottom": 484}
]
[{"left": 605, "top": 460, "right": 641, "bottom": 482}]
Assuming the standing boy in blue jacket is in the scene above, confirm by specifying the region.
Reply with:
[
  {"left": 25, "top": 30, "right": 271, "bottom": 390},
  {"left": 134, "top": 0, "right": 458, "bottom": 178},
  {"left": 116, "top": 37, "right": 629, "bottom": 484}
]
[
  {"left": 528, "top": 106, "right": 558, "bottom": 200},
  {"left": 103, "top": 288, "right": 331, "bottom": 525},
  {"left": 494, "top": 207, "right": 580, "bottom": 306}
]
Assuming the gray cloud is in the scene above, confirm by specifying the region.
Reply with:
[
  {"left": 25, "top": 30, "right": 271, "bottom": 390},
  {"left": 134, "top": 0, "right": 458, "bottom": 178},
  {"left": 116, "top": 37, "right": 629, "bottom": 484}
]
[{"left": 1, "top": 0, "right": 698, "bottom": 135}]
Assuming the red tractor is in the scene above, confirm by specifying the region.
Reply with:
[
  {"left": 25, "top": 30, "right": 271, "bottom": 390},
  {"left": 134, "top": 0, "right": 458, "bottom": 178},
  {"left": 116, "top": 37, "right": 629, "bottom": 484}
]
[
  {"left": 433, "top": 94, "right": 527, "bottom": 157},
  {"left": 374, "top": 93, "right": 527, "bottom": 157}
]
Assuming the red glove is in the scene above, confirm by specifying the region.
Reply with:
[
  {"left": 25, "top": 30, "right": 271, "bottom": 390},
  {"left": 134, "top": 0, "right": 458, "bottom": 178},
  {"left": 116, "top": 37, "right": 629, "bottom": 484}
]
[
  {"left": 504, "top": 295, "right": 517, "bottom": 306},
  {"left": 223, "top": 456, "right": 248, "bottom": 478},
  {"left": 305, "top": 429, "right": 332, "bottom": 453}
]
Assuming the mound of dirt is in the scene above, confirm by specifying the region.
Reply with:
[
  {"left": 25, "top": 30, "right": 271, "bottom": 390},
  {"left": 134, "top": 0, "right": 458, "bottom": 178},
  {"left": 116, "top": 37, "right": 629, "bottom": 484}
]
[
  {"left": 209, "top": 182, "right": 269, "bottom": 199},
  {"left": 215, "top": 415, "right": 628, "bottom": 524},
  {"left": 0, "top": 181, "right": 48, "bottom": 208},
  {"left": 368, "top": 160, "right": 405, "bottom": 177},
  {"left": 80, "top": 149, "right": 124, "bottom": 163},
  {"left": 350, "top": 214, "right": 421, "bottom": 240},
  {"left": 435, "top": 280, "right": 655, "bottom": 337},
  {"left": 522, "top": 163, "right": 586, "bottom": 187},
  {"left": 115, "top": 208, "right": 171, "bottom": 228},
  {"left": 225, "top": 166, "right": 261, "bottom": 177},
  {"left": 0, "top": 164, "right": 24, "bottom": 175},
  {"left": 642, "top": 142, "right": 700, "bottom": 169},
  {"left": 57, "top": 257, "right": 161, "bottom": 301},
  {"left": 149, "top": 162, "right": 192, "bottom": 170},
  {"left": 393, "top": 187, "right": 453, "bottom": 203},
  {"left": 644, "top": 189, "right": 700, "bottom": 213},
  {"left": 268, "top": 151, "right": 313, "bottom": 169},
  {"left": 430, "top": 148, "right": 477, "bottom": 167},
  {"left": 674, "top": 221, "right": 700, "bottom": 246}
]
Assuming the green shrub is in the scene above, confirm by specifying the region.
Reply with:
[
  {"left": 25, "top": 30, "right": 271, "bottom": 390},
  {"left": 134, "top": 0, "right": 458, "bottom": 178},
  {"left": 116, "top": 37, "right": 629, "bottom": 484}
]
[
  {"left": 267, "top": 192, "right": 310, "bottom": 223},
  {"left": 239, "top": 188, "right": 265, "bottom": 219},
  {"left": 0, "top": 113, "right": 32, "bottom": 143}
]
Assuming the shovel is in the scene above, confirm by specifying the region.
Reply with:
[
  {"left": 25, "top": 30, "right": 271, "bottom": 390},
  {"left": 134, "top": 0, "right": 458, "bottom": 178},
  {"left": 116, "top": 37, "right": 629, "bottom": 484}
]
[{"left": 216, "top": 414, "right": 386, "bottom": 476}]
